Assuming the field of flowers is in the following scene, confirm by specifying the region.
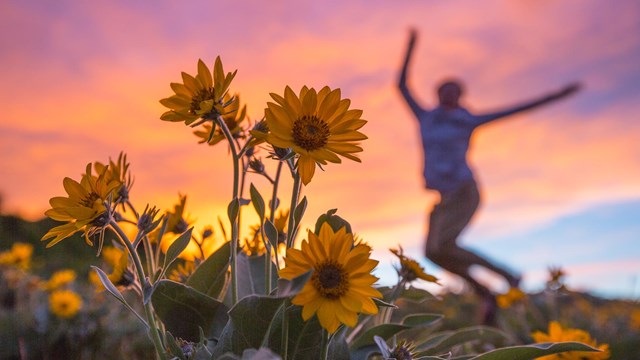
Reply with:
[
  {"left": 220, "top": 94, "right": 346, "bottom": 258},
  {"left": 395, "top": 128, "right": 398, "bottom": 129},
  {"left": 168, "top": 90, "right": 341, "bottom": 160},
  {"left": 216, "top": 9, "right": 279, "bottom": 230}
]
[{"left": 1, "top": 57, "right": 638, "bottom": 359}]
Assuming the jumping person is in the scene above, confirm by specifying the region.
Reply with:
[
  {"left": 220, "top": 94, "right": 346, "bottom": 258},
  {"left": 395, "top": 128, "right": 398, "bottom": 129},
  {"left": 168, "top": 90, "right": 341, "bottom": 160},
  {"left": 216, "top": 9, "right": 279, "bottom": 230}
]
[{"left": 398, "top": 28, "right": 580, "bottom": 324}]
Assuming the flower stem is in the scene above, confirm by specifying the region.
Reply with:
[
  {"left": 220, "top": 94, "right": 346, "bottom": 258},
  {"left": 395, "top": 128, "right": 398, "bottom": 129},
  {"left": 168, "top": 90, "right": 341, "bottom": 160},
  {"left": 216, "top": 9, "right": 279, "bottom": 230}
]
[
  {"left": 281, "top": 299, "right": 290, "bottom": 360},
  {"left": 320, "top": 329, "right": 330, "bottom": 360},
  {"left": 110, "top": 220, "right": 167, "bottom": 360},
  {"left": 285, "top": 172, "right": 301, "bottom": 249},
  {"left": 216, "top": 115, "right": 240, "bottom": 304},
  {"left": 270, "top": 161, "right": 284, "bottom": 270}
]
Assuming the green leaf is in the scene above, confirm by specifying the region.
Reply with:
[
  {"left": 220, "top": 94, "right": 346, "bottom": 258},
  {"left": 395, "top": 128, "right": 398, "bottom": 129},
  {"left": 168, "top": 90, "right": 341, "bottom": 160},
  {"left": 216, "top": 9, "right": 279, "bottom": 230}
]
[
  {"left": 151, "top": 280, "right": 229, "bottom": 342},
  {"left": 416, "top": 326, "right": 508, "bottom": 355},
  {"left": 219, "top": 348, "right": 282, "bottom": 360},
  {"left": 166, "top": 331, "right": 187, "bottom": 360},
  {"left": 276, "top": 270, "right": 312, "bottom": 297},
  {"left": 264, "top": 305, "right": 350, "bottom": 360},
  {"left": 90, "top": 266, "right": 146, "bottom": 326},
  {"left": 291, "top": 196, "right": 307, "bottom": 239},
  {"left": 163, "top": 227, "right": 194, "bottom": 270},
  {"left": 187, "top": 242, "right": 231, "bottom": 299},
  {"left": 212, "top": 295, "right": 287, "bottom": 357},
  {"left": 293, "top": 196, "right": 307, "bottom": 225},
  {"left": 350, "top": 323, "right": 412, "bottom": 350},
  {"left": 250, "top": 184, "right": 266, "bottom": 220},
  {"left": 469, "top": 342, "right": 602, "bottom": 360},
  {"left": 373, "top": 335, "right": 391, "bottom": 357},
  {"left": 373, "top": 297, "right": 397, "bottom": 309},
  {"left": 401, "top": 313, "right": 444, "bottom": 328},
  {"left": 263, "top": 219, "right": 279, "bottom": 248},
  {"left": 400, "top": 286, "right": 438, "bottom": 303},
  {"left": 327, "top": 326, "right": 350, "bottom": 360},
  {"left": 228, "top": 198, "right": 240, "bottom": 223},
  {"left": 90, "top": 266, "right": 128, "bottom": 305},
  {"left": 350, "top": 345, "right": 379, "bottom": 360},
  {"left": 225, "top": 252, "right": 277, "bottom": 306}
]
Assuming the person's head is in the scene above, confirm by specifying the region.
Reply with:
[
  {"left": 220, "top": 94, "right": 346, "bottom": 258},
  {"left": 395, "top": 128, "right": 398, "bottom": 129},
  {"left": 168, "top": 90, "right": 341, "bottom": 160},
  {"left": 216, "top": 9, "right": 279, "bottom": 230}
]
[{"left": 437, "top": 80, "right": 464, "bottom": 109}]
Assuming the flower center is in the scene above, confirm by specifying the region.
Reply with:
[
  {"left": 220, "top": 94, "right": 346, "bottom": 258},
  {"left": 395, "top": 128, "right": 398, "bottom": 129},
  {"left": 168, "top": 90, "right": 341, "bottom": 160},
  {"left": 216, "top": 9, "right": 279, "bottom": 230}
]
[
  {"left": 312, "top": 260, "right": 348, "bottom": 299},
  {"left": 80, "top": 192, "right": 101, "bottom": 208},
  {"left": 292, "top": 115, "right": 330, "bottom": 151},
  {"left": 190, "top": 87, "right": 216, "bottom": 115},
  {"left": 173, "top": 218, "right": 189, "bottom": 234},
  {"left": 390, "top": 346, "right": 413, "bottom": 360},
  {"left": 401, "top": 261, "right": 419, "bottom": 282}
]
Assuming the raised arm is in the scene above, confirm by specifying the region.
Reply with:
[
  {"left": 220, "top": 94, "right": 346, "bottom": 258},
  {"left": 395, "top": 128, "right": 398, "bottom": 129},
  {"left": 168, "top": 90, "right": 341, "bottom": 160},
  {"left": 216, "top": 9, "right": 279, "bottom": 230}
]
[
  {"left": 398, "top": 29, "right": 426, "bottom": 117},
  {"left": 472, "top": 83, "right": 581, "bottom": 125}
]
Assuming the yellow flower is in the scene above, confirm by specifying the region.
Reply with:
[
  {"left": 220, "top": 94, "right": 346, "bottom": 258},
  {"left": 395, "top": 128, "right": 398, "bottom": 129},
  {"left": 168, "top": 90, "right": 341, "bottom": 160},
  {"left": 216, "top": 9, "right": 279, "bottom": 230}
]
[
  {"left": 193, "top": 95, "right": 247, "bottom": 146},
  {"left": 0, "top": 243, "right": 34, "bottom": 270},
  {"left": 279, "top": 223, "right": 382, "bottom": 333},
  {"left": 93, "top": 152, "right": 133, "bottom": 204},
  {"left": 0, "top": 251, "right": 13, "bottom": 266},
  {"left": 160, "top": 57, "right": 237, "bottom": 125},
  {"left": 496, "top": 287, "right": 527, "bottom": 308},
  {"left": 101, "top": 246, "right": 124, "bottom": 268},
  {"left": 242, "top": 210, "right": 289, "bottom": 256},
  {"left": 49, "top": 289, "right": 83, "bottom": 319},
  {"left": 531, "top": 321, "right": 610, "bottom": 359},
  {"left": 252, "top": 86, "right": 367, "bottom": 185},
  {"left": 169, "top": 261, "right": 196, "bottom": 283},
  {"left": 630, "top": 309, "right": 640, "bottom": 330},
  {"left": 43, "top": 269, "right": 76, "bottom": 291},
  {"left": 90, "top": 246, "right": 134, "bottom": 290},
  {"left": 42, "top": 163, "right": 121, "bottom": 247},
  {"left": 390, "top": 246, "right": 439, "bottom": 284}
]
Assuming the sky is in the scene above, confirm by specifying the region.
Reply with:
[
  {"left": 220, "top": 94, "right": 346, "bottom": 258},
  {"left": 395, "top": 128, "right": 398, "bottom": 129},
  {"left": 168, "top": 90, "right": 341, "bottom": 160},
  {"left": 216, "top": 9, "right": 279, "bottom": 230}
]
[{"left": 1, "top": 0, "right": 639, "bottom": 298}]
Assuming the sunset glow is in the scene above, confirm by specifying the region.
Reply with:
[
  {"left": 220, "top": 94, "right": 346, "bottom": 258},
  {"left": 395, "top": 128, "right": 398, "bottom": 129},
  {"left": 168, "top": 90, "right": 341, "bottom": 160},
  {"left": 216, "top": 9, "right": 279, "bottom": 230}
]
[{"left": 2, "top": 0, "right": 639, "bottom": 297}]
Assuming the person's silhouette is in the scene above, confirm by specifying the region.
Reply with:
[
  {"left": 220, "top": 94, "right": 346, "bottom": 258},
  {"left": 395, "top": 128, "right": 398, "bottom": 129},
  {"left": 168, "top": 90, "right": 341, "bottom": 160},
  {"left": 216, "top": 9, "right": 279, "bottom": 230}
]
[{"left": 398, "top": 28, "right": 580, "bottom": 324}]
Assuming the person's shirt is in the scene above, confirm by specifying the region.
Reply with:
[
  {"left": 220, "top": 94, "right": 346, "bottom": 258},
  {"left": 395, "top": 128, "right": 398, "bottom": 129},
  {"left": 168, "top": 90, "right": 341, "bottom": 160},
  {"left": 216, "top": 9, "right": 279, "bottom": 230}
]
[{"left": 416, "top": 106, "right": 487, "bottom": 194}]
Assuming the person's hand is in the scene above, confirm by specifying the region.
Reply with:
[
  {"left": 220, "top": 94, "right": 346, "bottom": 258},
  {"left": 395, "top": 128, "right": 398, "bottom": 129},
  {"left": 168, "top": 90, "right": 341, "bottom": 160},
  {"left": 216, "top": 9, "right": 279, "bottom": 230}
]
[
  {"left": 408, "top": 27, "right": 418, "bottom": 50},
  {"left": 556, "top": 82, "right": 582, "bottom": 98}
]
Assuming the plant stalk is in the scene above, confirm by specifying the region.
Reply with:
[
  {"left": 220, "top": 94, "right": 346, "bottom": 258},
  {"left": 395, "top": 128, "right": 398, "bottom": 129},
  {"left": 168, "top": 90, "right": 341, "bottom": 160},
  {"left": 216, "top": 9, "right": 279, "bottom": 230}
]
[
  {"left": 110, "top": 220, "right": 167, "bottom": 360},
  {"left": 216, "top": 115, "right": 240, "bottom": 304}
]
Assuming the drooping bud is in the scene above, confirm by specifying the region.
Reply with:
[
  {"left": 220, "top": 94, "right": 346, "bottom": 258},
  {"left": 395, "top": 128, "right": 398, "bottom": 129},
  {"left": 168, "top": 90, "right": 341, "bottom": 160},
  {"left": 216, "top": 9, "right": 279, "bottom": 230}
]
[{"left": 314, "top": 209, "right": 352, "bottom": 235}]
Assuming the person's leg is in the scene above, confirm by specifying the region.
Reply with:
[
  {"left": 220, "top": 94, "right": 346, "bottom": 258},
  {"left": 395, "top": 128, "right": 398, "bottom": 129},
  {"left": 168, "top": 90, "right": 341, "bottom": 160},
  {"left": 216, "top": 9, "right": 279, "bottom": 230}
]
[
  {"left": 425, "top": 187, "right": 497, "bottom": 325},
  {"left": 426, "top": 181, "right": 519, "bottom": 287},
  {"left": 425, "top": 181, "right": 492, "bottom": 297}
]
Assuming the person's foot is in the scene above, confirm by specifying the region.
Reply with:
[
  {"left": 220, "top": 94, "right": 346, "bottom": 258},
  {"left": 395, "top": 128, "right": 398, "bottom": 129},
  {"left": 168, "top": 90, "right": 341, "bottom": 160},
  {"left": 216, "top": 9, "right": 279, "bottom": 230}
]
[
  {"left": 508, "top": 274, "right": 521, "bottom": 289},
  {"left": 479, "top": 293, "right": 498, "bottom": 326}
]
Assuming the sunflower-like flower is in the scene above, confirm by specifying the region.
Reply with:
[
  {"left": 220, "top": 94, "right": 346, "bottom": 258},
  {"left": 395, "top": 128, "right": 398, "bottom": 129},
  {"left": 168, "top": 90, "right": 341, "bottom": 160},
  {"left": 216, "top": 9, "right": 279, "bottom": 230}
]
[
  {"left": 49, "top": 289, "right": 83, "bottom": 319},
  {"left": 496, "top": 287, "right": 527, "bottom": 308},
  {"left": 149, "top": 194, "right": 191, "bottom": 246},
  {"left": 193, "top": 95, "right": 247, "bottom": 146},
  {"left": 89, "top": 246, "right": 134, "bottom": 291},
  {"left": 42, "top": 269, "right": 76, "bottom": 291},
  {"left": 168, "top": 261, "right": 196, "bottom": 283},
  {"left": 389, "top": 340, "right": 418, "bottom": 360},
  {"left": 251, "top": 86, "right": 367, "bottom": 185},
  {"left": 94, "top": 152, "right": 133, "bottom": 205},
  {"left": 160, "top": 57, "right": 237, "bottom": 125},
  {"left": 531, "top": 321, "right": 610, "bottom": 359},
  {"left": 242, "top": 210, "right": 289, "bottom": 256},
  {"left": 0, "top": 242, "right": 33, "bottom": 270},
  {"left": 42, "top": 164, "right": 121, "bottom": 247},
  {"left": 390, "top": 246, "right": 439, "bottom": 285},
  {"left": 279, "top": 222, "right": 381, "bottom": 333}
]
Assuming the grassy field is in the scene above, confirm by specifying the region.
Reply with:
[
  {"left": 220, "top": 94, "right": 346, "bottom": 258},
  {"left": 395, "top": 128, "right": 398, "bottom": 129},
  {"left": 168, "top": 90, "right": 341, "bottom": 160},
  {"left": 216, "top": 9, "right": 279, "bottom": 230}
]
[{"left": 1, "top": 214, "right": 639, "bottom": 359}]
